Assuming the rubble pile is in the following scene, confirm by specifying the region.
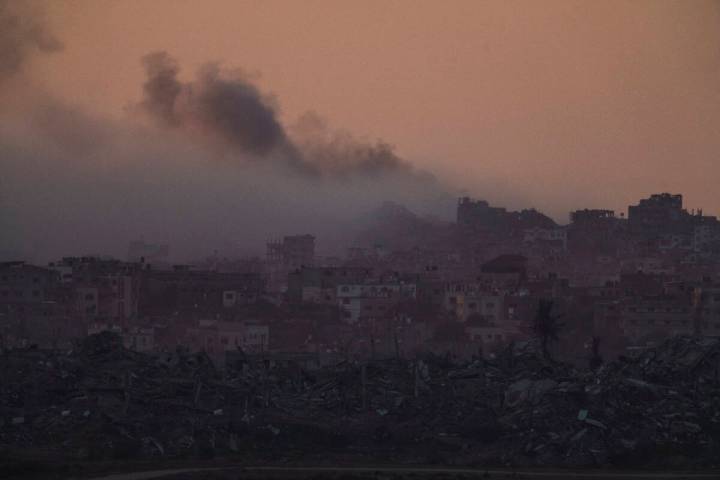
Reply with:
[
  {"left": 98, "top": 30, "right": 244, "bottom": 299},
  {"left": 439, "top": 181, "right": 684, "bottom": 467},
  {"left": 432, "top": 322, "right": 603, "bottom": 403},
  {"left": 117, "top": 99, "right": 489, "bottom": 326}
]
[{"left": 1, "top": 334, "right": 719, "bottom": 468}]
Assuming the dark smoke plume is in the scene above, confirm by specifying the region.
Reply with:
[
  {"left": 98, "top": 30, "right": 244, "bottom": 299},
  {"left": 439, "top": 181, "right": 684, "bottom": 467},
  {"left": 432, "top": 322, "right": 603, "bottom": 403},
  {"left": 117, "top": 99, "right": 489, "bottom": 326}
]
[
  {"left": 1, "top": 19, "right": 455, "bottom": 262},
  {"left": 139, "top": 51, "right": 418, "bottom": 178},
  {"left": 0, "top": 0, "right": 62, "bottom": 83},
  {"left": 193, "top": 63, "right": 289, "bottom": 156},
  {"left": 140, "top": 52, "right": 182, "bottom": 127},
  {"left": 291, "top": 111, "right": 409, "bottom": 178},
  {"left": 141, "top": 52, "right": 299, "bottom": 162}
]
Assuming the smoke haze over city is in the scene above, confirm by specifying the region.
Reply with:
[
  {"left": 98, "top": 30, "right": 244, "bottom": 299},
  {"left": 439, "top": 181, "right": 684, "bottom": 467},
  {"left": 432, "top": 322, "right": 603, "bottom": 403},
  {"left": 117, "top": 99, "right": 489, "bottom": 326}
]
[
  {"left": 2, "top": 0, "right": 720, "bottom": 261},
  {"left": 6, "top": 1, "right": 720, "bottom": 477}
]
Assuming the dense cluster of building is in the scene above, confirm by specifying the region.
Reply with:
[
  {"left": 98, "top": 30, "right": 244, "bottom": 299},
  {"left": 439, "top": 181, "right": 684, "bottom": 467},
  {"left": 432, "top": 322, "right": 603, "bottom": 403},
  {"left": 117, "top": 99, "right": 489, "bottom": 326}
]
[{"left": 2, "top": 192, "right": 720, "bottom": 366}]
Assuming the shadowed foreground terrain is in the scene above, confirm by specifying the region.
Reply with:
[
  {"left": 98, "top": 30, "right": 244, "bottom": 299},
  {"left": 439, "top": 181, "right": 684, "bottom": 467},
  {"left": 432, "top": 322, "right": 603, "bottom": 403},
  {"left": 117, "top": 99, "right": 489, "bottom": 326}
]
[{"left": 2, "top": 332, "right": 720, "bottom": 479}]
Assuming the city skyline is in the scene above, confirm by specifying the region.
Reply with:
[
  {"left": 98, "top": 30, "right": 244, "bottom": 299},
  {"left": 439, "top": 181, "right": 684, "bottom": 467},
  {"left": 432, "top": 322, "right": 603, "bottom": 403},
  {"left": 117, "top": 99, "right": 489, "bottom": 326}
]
[
  {"left": 2, "top": 1, "right": 719, "bottom": 232},
  {"left": 3, "top": 2, "right": 720, "bottom": 473}
]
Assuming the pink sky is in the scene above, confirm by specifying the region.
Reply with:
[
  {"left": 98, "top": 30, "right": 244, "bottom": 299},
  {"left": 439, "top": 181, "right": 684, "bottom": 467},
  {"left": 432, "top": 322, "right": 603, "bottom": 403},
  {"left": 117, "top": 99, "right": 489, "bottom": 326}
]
[{"left": 24, "top": 0, "right": 720, "bottom": 219}]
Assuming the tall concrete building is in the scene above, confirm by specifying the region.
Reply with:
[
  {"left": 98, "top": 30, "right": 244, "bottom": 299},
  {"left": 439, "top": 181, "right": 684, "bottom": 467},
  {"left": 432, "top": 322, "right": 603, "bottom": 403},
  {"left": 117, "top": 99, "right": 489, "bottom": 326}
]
[{"left": 265, "top": 235, "right": 316, "bottom": 293}]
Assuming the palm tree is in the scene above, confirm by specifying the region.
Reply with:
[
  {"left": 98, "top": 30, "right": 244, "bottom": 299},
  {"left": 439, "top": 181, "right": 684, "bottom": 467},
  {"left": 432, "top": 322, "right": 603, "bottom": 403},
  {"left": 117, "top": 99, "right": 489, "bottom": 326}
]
[
  {"left": 533, "top": 299, "right": 564, "bottom": 360},
  {"left": 589, "top": 336, "right": 603, "bottom": 370}
]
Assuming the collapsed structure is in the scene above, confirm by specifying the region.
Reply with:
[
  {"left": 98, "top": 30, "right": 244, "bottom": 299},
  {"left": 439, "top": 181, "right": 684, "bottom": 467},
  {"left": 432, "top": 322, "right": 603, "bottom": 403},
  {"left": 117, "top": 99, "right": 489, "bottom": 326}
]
[{"left": 1, "top": 332, "right": 719, "bottom": 470}]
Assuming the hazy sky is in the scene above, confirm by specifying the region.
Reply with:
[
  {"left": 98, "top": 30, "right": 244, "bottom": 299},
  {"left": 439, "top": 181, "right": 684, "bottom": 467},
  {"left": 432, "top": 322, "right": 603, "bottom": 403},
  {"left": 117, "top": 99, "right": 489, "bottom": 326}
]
[
  {"left": 2, "top": 0, "right": 720, "bottom": 260},
  {"left": 33, "top": 0, "right": 720, "bottom": 217}
]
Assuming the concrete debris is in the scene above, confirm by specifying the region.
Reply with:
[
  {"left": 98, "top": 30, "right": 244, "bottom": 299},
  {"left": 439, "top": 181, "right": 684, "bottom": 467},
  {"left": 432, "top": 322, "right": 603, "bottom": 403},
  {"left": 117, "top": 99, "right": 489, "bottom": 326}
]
[{"left": 1, "top": 333, "right": 720, "bottom": 468}]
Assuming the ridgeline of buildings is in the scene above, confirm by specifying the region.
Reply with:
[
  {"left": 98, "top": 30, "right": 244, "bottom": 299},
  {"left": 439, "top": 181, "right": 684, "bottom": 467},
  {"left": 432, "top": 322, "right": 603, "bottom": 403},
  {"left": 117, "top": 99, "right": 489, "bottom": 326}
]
[{"left": 2, "top": 192, "right": 720, "bottom": 366}]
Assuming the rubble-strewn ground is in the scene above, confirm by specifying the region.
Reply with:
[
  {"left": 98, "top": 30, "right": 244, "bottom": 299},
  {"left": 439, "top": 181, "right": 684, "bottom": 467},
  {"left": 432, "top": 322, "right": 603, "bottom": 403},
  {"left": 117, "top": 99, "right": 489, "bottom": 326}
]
[{"left": 2, "top": 333, "right": 720, "bottom": 477}]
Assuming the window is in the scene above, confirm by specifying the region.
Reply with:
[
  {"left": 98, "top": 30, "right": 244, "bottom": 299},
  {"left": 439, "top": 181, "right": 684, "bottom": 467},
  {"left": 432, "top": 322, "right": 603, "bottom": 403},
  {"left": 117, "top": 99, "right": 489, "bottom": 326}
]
[
  {"left": 342, "top": 298, "right": 350, "bottom": 305},
  {"left": 32, "top": 290, "right": 40, "bottom": 297},
  {"left": 85, "top": 293, "right": 94, "bottom": 301}
]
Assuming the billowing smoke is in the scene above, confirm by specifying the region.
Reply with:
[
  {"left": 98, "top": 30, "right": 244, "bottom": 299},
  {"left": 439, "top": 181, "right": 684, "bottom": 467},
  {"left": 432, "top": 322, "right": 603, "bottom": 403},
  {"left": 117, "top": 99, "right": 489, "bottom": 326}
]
[
  {"left": 0, "top": 10, "right": 454, "bottom": 262},
  {"left": 141, "top": 52, "right": 291, "bottom": 158},
  {"left": 139, "top": 51, "right": 415, "bottom": 178},
  {"left": 0, "top": 104, "right": 452, "bottom": 261},
  {"left": 291, "top": 111, "right": 411, "bottom": 178},
  {"left": 0, "top": 0, "right": 62, "bottom": 83},
  {"left": 140, "top": 52, "right": 182, "bottom": 127}
]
